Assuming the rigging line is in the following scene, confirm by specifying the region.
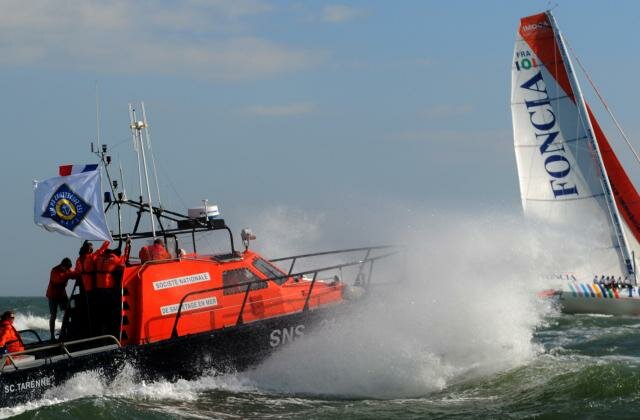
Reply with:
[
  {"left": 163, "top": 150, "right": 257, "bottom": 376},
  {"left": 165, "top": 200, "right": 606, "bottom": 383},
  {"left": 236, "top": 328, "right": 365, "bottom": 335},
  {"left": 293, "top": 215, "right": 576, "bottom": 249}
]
[
  {"left": 158, "top": 161, "right": 188, "bottom": 209},
  {"left": 566, "top": 39, "right": 640, "bottom": 166},
  {"left": 553, "top": 15, "right": 633, "bottom": 274},
  {"left": 107, "top": 138, "right": 133, "bottom": 151},
  {"left": 156, "top": 160, "right": 217, "bottom": 252}
]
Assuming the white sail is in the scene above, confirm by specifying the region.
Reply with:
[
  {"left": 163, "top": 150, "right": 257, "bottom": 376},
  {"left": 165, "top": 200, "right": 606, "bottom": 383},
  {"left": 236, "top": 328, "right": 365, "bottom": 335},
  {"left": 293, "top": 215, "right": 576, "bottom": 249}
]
[{"left": 511, "top": 12, "right": 631, "bottom": 277}]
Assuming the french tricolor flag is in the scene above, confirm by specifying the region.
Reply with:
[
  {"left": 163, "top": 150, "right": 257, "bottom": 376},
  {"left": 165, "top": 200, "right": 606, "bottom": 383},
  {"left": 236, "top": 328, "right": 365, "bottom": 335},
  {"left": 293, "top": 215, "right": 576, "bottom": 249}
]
[{"left": 59, "top": 164, "right": 99, "bottom": 176}]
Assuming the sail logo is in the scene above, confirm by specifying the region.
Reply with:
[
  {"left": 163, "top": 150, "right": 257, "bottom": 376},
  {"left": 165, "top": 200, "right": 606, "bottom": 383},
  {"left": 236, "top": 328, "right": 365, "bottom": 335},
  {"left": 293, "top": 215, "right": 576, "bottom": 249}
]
[
  {"left": 514, "top": 50, "right": 540, "bottom": 71},
  {"left": 42, "top": 183, "right": 92, "bottom": 231},
  {"left": 520, "top": 71, "right": 578, "bottom": 198},
  {"left": 521, "top": 22, "right": 551, "bottom": 33}
]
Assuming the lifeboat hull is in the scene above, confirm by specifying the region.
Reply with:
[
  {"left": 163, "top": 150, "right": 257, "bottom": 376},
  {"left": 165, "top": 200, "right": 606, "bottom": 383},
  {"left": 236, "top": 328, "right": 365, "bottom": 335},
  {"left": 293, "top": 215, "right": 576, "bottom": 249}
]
[{"left": 0, "top": 305, "right": 340, "bottom": 408}]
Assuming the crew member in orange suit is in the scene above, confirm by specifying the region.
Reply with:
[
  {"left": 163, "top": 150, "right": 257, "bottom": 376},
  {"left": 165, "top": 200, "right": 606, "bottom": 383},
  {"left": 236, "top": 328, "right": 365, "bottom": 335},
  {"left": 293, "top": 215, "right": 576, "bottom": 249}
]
[
  {"left": 95, "top": 239, "right": 131, "bottom": 336},
  {"left": 76, "top": 240, "right": 110, "bottom": 336},
  {"left": 139, "top": 238, "right": 171, "bottom": 263},
  {"left": 47, "top": 257, "right": 76, "bottom": 340},
  {"left": 76, "top": 240, "right": 110, "bottom": 294},
  {"left": 0, "top": 311, "right": 24, "bottom": 363}
]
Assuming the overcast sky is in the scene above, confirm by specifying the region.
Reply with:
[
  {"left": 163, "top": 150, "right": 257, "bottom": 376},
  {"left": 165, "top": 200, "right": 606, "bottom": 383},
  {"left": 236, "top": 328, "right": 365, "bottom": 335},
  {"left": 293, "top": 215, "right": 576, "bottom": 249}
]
[{"left": 2, "top": 0, "right": 640, "bottom": 295}]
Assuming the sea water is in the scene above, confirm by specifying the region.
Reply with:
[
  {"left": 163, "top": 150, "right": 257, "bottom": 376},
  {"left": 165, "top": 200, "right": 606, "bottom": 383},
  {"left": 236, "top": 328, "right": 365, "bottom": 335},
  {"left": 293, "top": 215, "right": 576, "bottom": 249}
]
[
  {"left": 3, "top": 211, "right": 640, "bottom": 418},
  {"left": 5, "top": 299, "right": 640, "bottom": 418}
]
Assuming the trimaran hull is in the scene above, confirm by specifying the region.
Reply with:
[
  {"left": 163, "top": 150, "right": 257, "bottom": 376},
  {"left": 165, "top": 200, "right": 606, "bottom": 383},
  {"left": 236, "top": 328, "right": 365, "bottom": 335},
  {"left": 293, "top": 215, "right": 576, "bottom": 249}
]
[{"left": 556, "top": 284, "right": 640, "bottom": 315}]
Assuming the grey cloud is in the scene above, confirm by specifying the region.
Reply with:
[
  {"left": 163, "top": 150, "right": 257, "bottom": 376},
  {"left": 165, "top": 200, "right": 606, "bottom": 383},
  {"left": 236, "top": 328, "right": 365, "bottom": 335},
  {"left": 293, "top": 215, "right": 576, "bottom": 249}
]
[
  {"left": 322, "top": 5, "right": 362, "bottom": 23},
  {"left": 0, "top": 0, "right": 323, "bottom": 81}
]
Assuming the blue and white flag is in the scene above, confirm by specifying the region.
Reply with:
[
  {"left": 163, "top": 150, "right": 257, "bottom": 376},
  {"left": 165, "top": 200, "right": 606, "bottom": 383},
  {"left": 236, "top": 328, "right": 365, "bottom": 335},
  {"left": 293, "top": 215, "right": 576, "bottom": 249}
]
[{"left": 34, "top": 168, "right": 112, "bottom": 241}]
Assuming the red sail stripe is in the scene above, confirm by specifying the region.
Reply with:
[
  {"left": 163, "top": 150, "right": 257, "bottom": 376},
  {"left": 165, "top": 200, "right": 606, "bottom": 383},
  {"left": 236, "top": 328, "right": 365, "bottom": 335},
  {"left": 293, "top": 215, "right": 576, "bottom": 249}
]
[
  {"left": 587, "top": 104, "right": 640, "bottom": 244},
  {"left": 518, "top": 12, "right": 575, "bottom": 103}
]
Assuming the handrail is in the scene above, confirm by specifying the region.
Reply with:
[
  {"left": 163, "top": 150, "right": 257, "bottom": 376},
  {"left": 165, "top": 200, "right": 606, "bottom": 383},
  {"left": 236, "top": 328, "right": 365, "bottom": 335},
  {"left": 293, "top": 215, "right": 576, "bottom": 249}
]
[
  {"left": 271, "top": 245, "right": 398, "bottom": 278},
  {"left": 302, "top": 273, "right": 318, "bottom": 311},
  {"left": 110, "top": 198, "right": 235, "bottom": 254},
  {"left": 270, "top": 245, "right": 397, "bottom": 262},
  {"left": 0, "top": 335, "right": 121, "bottom": 373},
  {"left": 18, "top": 329, "right": 43, "bottom": 344},
  {"left": 235, "top": 283, "right": 252, "bottom": 326},
  {"left": 170, "top": 248, "right": 400, "bottom": 338}
]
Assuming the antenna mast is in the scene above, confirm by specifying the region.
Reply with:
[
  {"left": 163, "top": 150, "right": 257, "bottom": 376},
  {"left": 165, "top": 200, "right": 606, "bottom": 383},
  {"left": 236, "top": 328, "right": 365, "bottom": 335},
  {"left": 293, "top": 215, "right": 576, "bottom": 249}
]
[
  {"left": 95, "top": 81, "right": 101, "bottom": 152},
  {"left": 141, "top": 102, "right": 163, "bottom": 209},
  {"left": 129, "top": 104, "right": 144, "bottom": 204},
  {"left": 119, "top": 161, "right": 128, "bottom": 201},
  {"left": 129, "top": 103, "right": 157, "bottom": 237}
]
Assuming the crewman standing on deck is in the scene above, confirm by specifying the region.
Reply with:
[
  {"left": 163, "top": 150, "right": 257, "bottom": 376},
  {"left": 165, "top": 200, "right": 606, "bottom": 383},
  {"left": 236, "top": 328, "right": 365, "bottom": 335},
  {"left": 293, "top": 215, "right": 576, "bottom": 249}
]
[
  {"left": 76, "top": 240, "right": 110, "bottom": 294},
  {"left": 75, "top": 240, "right": 110, "bottom": 336},
  {"left": 47, "top": 258, "right": 76, "bottom": 340},
  {"left": 95, "top": 239, "right": 130, "bottom": 336}
]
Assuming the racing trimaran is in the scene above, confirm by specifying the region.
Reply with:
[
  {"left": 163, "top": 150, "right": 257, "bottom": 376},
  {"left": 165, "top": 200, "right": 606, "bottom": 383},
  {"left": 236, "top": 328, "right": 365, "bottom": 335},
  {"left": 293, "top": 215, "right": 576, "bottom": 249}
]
[{"left": 512, "top": 11, "right": 640, "bottom": 315}]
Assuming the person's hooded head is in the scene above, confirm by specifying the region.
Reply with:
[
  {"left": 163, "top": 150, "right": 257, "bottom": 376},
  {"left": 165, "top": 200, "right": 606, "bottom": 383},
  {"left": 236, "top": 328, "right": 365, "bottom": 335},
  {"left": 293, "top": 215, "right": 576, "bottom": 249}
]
[
  {"left": 79, "top": 241, "right": 93, "bottom": 256},
  {"left": 61, "top": 257, "right": 72, "bottom": 269},
  {"left": 1, "top": 311, "right": 15, "bottom": 322}
]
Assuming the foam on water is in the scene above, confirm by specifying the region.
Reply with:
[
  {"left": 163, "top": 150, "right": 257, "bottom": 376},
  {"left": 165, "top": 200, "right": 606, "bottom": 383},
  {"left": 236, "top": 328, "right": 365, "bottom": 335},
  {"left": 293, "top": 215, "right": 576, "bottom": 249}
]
[
  {"left": 13, "top": 312, "right": 60, "bottom": 332},
  {"left": 242, "top": 209, "right": 560, "bottom": 398},
  {"left": 0, "top": 363, "right": 256, "bottom": 418}
]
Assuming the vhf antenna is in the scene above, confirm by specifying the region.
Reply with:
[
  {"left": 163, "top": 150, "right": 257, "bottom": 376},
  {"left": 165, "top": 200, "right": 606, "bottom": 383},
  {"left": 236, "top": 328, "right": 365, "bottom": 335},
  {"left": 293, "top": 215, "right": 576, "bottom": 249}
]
[
  {"left": 129, "top": 103, "right": 144, "bottom": 204},
  {"left": 141, "top": 102, "right": 163, "bottom": 210},
  {"left": 129, "top": 103, "right": 157, "bottom": 238}
]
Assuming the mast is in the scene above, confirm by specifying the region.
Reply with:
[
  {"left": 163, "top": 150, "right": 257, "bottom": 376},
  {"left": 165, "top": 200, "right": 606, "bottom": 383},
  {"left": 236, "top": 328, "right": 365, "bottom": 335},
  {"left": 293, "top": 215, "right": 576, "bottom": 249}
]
[
  {"left": 129, "top": 104, "right": 145, "bottom": 204},
  {"left": 547, "top": 11, "right": 635, "bottom": 276},
  {"left": 129, "top": 104, "right": 157, "bottom": 237},
  {"left": 141, "top": 102, "right": 163, "bottom": 209}
]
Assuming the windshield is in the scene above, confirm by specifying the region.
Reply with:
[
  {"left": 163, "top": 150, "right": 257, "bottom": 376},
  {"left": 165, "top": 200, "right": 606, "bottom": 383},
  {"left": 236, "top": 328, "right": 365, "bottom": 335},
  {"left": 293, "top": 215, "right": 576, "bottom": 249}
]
[
  {"left": 222, "top": 268, "right": 268, "bottom": 295},
  {"left": 252, "top": 258, "right": 288, "bottom": 285}
]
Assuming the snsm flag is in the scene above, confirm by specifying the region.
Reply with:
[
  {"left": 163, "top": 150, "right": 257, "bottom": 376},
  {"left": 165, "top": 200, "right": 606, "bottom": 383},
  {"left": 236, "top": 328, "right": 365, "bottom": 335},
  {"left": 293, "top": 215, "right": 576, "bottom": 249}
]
[{"left": 34, "top": 167, "right": 112, "bottom": 241}]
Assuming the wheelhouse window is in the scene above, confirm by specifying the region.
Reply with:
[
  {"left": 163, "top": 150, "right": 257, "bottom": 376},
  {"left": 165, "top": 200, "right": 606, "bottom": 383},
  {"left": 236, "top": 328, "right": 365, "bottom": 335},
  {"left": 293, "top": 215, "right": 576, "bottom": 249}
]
[
  {"left": 253, "top": 258, "right": 288, "bottom": 285},
  {"left": 222, "top": 268, "right": 267, "bottom": 295}
]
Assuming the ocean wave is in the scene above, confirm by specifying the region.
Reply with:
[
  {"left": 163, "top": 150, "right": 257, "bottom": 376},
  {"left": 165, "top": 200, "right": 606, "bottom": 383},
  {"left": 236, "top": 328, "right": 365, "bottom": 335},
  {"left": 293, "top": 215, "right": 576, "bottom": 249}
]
[
  {"left": 13, "top": 312, "right": 60, "bottom": 332},
  {"left": 244, "top": 211, "right": 557, "bottom": 399},
  {"left": 0, "top": 364, "right": 256, "bottom": 419}
]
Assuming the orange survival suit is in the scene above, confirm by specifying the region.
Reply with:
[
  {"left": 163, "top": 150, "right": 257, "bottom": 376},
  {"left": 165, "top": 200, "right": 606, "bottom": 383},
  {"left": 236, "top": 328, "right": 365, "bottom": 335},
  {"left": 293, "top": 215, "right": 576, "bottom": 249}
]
[
  {"left": 76, "top": 241, "right": 110, "bottom": 292},
  {"left": 0, "top": 319, "right": 24, "bottom": 362},
  {"left": 74, "top": 241, "right": 109, "bottom": 338},
  {"left": 46, "top": 264, "right": 76, "bottom": 302},
  {"left": 139, "top": 240, "right": 171, "bottom": 263},
  {"left": 94, "top": 243, "right": 130, "bottom": 336},
  {"left": 95, "top": 249, "right": 128, "bottom": 289}
]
